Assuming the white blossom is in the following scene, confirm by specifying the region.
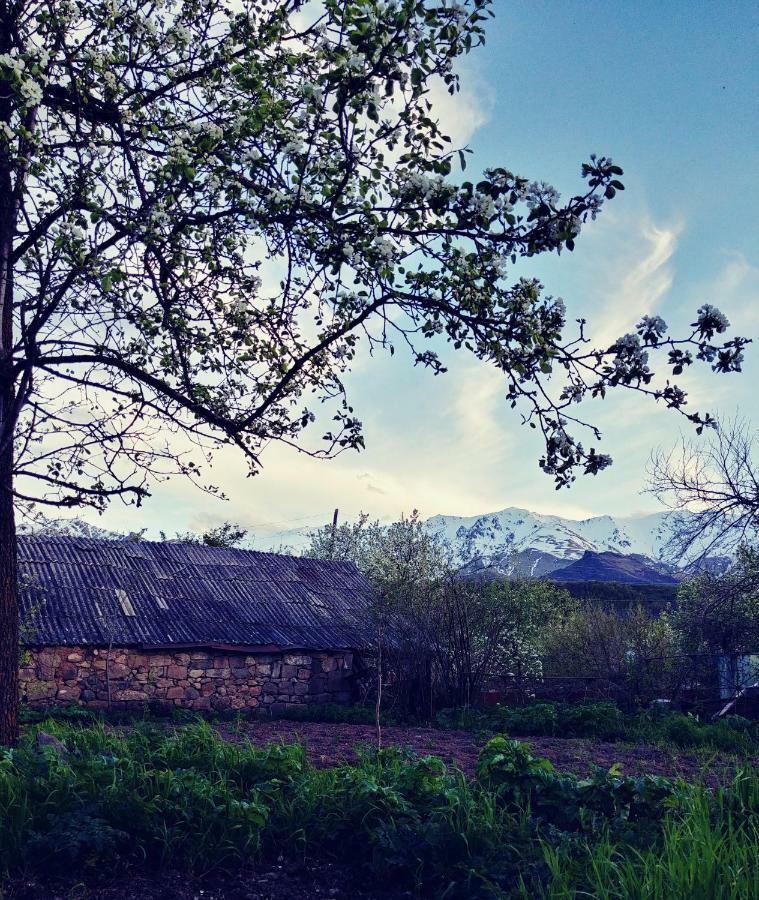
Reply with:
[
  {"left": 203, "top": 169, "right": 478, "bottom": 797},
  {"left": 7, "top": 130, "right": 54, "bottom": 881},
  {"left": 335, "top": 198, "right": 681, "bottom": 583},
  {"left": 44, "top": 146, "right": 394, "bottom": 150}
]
[
  {"left": 284, "top": 137, "right": 306, "bottom": 156},
  {"left": 19, "top": 78, "right": 43, "bottom": 106},
  {"left": 345, "top": 52, "right": 366, "bottom": 72},
  {"left": 150, "top": 209, "right": 171, "bottom": 228},
  {"left": 301, "top": 82, "right": 324, "bottom": 104},
  {"left": 695, "top": 304, "right": 729, "bottom": 334},
  {"left": 373, "top": 236, "right": 396, "bottom": 264},
  {"left": 0, "top": 52, "right": 25, "bottom": 75},
  {"left": 637, "top": 314, "right": 667, "bottom": 343},
  {"left": 61, "top": 222, "right": 86, "bottom": 242},
  {"left": 401, "top": 172, "right": 448, "bottom": 201},
  {"left": 173, "top": 24, "right": 191, "bottom": 46},
  {"left": 551, "top": 297, "right": 567, "bottom": 319},
  {"left": 585, "top": 194, "right": 604, "bottom": 219},
  {"left": 204, "top": 123, "right": 223, "bottom": 142},
  {"left": 473, "top": 193, "right": 495, "bottom": 219},
  {"left": 491, "top": 254, "right": 509, "bottom": 276},
  {"left": 526, "top": 180, "right": 561, "bottom": 210},
  {"left": 168, "top": 139, "right": 191, "bottom": 165}
]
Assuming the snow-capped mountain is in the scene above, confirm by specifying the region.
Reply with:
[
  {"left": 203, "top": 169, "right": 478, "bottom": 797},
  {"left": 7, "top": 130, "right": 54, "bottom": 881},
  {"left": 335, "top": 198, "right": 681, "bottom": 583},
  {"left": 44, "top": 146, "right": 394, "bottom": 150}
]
[
  {"left": 26, "top": 506, "right": 730, "bottom": 583},
  {"left": 424, "top": 507, "right": 726, "bottom": 576},
  {"left": 261, "top": 505, "right": 731, "bottom": 578}
]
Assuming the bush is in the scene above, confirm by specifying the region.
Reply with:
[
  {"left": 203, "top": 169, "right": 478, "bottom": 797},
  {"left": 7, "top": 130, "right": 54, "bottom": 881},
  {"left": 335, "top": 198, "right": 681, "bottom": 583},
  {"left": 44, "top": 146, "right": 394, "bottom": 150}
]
[
  {"left": 551, "top": 701, "right": 626, "bottom": 740},
  {"left": 500, "top": 702, "right": 561, "bottom": 736},
  {"left": 0, "top": 720, "right": 536, "bottom": 895},
  {"left": 1, "top": 720, "right": 757, "bottom": 897},
  {"left": 535, "top": 769, "right": 759, "bottom": 899},
  {"left": 541, "top": 602, "right": 683, "bottom": 707},
  {"left": 476, "top": 737, "right": 683, "bottom": 840},
  {"left": 437, "top": 701, "right": 759, "bottom": 754},
  {"left": 656, "top": 713, "right": 757, "bottom": 755},
  {"left": 437, "top": 701, "right": 626, "bottom": 740}
]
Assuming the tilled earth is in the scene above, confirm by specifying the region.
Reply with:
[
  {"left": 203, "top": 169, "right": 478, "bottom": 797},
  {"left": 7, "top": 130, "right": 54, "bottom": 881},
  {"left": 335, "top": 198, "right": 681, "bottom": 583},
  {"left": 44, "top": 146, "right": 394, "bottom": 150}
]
[
  {"left": 4, "top": 862, "right": 402, "bottom": 900},
  {"left": 217, "top": 720, "right": 754, "bottom": 785},
  {"left": 6, "top": 722, "right": 756, "bottom": 899}
]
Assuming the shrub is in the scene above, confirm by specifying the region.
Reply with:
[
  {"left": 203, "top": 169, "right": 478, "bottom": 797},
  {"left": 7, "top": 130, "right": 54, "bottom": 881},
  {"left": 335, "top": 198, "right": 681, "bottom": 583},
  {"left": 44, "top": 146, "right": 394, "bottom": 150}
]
[
  {"left": 438, "top": 700, "right": 759, "bottom": 754},
  {"left": 1, "top": 720, "right": 757, "bottom": 897},
  {"left": 536, "top": 770, "right": 759, "bottom": 899},
  {"left": 558, "top": 701, "right": 627, "bottom": 740},
  {"left": 475, "top": 737, "right": 683, "bottom": 840}
]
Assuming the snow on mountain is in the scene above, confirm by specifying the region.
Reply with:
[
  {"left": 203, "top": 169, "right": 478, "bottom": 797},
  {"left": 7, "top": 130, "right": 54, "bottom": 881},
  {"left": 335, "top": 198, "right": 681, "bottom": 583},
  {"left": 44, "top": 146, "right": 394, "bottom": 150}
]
[
  {"left": 23, "top": 506, "right": 731, "bottom": 580},
  {"left": 424, "top": 506, "right": 714, "bottom": 571},
  {"left": 261, "top": 505, "right": 732, "bottom": 574}
]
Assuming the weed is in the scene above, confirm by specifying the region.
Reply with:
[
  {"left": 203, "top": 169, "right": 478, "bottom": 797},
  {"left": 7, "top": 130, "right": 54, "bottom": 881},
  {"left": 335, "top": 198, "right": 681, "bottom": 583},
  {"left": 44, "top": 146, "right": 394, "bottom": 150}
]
[
  {"left": 1, "top": 719, "right": 757, "bottom": 898},
  {"left": 437, "top": 701, "right": 759, "bottom": 755}
]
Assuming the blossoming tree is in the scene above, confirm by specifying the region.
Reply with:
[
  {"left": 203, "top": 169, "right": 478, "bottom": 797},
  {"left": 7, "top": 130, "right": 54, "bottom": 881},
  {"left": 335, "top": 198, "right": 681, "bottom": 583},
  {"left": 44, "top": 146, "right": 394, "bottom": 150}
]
[{"left": 0, "top": 0, "right": 747, "bottom": 744}]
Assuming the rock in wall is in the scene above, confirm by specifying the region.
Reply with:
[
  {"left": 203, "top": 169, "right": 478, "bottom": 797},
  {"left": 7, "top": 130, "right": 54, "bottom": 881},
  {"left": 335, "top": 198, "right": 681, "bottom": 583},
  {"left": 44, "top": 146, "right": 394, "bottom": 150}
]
[{"left": 20, "top": 646, "right": 356, "bottom": 713}]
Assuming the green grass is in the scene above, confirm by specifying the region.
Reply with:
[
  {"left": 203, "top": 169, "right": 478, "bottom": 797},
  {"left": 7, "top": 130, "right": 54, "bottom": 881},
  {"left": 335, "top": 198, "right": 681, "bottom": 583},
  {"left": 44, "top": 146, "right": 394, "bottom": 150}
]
[
  {"left": 531, "top": 770, "right": 759, "bottom": 899},
  {"left": 24, "top": 698, "right": 757, "bottom": 758},
  {"left": 437, "top": 701, "right": 759, "bottom": 756},
  {"left": 19, "top": 699, "right": 404, "bottom": 728},
  {"left": 1, "top": 719, "right": 757, "bottom": 897}
]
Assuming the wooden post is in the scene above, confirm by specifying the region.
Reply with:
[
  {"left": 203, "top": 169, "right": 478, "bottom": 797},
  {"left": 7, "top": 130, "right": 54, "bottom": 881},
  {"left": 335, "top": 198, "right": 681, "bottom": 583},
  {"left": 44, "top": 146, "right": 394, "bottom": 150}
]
[{"left": 329, "top": 507, "right": 338, "bottom": 559}]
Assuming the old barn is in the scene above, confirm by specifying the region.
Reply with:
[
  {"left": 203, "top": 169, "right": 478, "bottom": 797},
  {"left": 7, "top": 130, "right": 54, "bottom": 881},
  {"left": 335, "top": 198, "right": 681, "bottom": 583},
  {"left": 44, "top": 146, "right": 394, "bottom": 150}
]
[{"left": 18, "top": 536, "right": 375, "bottom": 713}]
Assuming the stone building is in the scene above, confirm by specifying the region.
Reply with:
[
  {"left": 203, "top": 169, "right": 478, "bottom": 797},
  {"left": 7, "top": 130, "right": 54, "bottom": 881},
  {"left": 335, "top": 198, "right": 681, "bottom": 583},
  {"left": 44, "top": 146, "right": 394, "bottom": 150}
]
[{"left": 18, "top": 536, "right": 374, "bottom": 713}]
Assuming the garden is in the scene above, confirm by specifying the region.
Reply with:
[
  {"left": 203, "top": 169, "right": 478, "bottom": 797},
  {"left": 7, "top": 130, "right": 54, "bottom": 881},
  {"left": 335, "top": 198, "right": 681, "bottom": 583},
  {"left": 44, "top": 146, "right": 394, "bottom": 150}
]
[{"left": 2, "top": 702, "right": 757, "bottom": 899}]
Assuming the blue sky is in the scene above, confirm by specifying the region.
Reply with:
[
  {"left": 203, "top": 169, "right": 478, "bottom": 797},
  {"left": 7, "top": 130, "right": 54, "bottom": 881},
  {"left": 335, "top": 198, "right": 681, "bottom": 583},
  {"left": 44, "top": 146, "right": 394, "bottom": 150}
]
[{"left": 87, "top": 0, "right": 759, "bottom": 541}]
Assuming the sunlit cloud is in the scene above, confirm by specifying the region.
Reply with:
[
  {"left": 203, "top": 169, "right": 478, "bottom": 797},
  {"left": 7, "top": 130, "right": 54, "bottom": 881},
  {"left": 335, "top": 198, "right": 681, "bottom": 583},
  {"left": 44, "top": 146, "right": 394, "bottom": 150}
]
[
  {"left": 590, "top": 214, "right": 683, "bottom": 347},
  {"left": 426, "top": 70, "right": 493, "bottom": 148}
]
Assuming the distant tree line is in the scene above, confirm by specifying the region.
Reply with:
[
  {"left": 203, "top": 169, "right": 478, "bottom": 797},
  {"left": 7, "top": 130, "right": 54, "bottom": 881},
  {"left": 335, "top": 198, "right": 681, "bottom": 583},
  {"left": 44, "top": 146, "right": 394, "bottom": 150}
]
[{"left": 306, "top": 512, "right": 759, "bottom": 716}]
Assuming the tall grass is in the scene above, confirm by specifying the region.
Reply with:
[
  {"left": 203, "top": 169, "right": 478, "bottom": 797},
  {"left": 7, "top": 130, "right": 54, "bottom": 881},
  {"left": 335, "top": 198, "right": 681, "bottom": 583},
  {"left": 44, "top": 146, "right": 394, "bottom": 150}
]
[
  {"left": 534, "top": 772, "right": 759, "bottom": 899},
  {"left": 1, "top": 719, "right": 757, "bottom": 897}
]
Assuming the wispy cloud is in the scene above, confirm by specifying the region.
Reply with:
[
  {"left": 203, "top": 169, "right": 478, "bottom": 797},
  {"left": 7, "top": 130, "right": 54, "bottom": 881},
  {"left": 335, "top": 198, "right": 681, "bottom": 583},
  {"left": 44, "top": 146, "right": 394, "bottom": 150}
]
[
  {"left": 591, "top": 214, "right": 683, "bottom": 347},
  {"left": 710, "top": 251, "right": 759, "bottom": 330},
  {"left": 450, "top": 363, "right": 511, "bottom": 457}
]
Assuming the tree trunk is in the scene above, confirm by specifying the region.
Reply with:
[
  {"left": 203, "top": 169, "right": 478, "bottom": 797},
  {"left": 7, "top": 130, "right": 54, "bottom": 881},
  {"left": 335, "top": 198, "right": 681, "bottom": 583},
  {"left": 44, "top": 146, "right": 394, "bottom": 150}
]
[
  {"left": 0, "top": 34, "right": 18, "bottom": 744},
  {"left": 0, "top": 434, "right": 18, "bottom": 747}
]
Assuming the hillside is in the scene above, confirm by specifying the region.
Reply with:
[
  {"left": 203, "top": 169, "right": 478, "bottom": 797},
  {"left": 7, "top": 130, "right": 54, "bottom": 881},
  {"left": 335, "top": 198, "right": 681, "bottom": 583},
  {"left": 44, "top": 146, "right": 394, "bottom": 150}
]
[{"left": 550, "top": 550, "right": 679, "bottom": 585}]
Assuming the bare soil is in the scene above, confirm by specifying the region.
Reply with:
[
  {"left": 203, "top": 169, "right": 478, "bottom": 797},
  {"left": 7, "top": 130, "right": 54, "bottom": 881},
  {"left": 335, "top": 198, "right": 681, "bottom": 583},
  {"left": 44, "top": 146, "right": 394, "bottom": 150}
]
[
  {"left": 6, "top": 721, "right": 755, "bottom": 898},
  {"left": 4, "top": 862, "right": 399, "bottom": 900},
  {"left": 217, "top": 720, "right": 754, "bottom": 785}
]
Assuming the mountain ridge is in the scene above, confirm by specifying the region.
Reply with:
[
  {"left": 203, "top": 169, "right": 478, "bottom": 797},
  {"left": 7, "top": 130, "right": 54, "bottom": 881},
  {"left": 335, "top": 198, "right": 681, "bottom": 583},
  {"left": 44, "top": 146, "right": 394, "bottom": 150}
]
[
  {"left": 23, "top": 505, "right": 732, "bottom": 585},
  {"left": 423, "top": 505, "right": 729, "bottom": 579}
]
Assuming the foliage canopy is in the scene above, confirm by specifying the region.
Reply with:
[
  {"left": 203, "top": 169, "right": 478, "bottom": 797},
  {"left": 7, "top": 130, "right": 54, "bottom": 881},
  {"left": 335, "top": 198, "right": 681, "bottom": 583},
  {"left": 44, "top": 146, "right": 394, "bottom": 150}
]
[{"left": 0, "top": 0, "right": 748, "bottom": 513}]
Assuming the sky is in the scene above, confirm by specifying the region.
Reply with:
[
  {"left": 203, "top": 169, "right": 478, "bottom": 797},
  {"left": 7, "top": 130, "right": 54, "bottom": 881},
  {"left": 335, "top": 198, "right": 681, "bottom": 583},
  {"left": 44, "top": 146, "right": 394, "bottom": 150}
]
[{"left": 73, "top": 0, "right": 759, "bottom": 543}]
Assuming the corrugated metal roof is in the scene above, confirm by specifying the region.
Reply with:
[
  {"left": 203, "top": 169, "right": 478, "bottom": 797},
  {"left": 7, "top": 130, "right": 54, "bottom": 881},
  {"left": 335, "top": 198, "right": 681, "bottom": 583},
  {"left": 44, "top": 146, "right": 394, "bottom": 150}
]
[{"left": 18, "top": 536, "right": 375, "bottom": 650}]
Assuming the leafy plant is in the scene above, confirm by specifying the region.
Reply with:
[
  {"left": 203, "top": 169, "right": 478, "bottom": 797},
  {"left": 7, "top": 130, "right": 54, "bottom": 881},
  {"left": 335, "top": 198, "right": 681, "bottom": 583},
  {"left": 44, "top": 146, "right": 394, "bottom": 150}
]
[
  {"left": 0, "top": 719, "right": 757, "bottom": 897},
  {"left": 475, "top": 737, "right": 683, "bottom": 840},
  {"left": 437, "top": 700, "right": 759, "bottom": 754}
]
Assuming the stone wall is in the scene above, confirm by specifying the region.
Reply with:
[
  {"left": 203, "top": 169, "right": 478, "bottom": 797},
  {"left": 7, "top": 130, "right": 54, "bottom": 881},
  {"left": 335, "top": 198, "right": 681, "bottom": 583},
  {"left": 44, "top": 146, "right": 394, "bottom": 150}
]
[{"left": 20, "top": 646, "right": 356, "bottom": 713}]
